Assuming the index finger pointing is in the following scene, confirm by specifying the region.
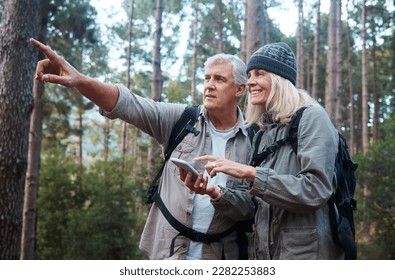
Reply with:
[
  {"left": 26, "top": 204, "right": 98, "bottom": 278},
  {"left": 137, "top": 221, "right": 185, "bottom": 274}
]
[
  {"left": 30, "top": 38, "right": 59, "bottom": 60},
  {"left": 194, "top": 155, "right": 216, "bottom": 162}
]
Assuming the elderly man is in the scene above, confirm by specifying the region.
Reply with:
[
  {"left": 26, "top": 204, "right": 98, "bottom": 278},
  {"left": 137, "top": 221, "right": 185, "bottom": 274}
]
[{"left": 30, "top": 38, "right": 253, "bottom": 259}]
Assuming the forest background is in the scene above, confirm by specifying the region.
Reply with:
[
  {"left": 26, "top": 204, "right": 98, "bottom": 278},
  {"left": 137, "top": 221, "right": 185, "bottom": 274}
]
[{"left": 0, "top": 0, "right": 394, "bottom": 260}]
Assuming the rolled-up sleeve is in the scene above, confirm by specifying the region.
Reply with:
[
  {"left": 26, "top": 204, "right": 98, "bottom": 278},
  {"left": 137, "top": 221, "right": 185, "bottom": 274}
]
[{"left": 99, "top": 84, "right": 185, "bottom": 145}]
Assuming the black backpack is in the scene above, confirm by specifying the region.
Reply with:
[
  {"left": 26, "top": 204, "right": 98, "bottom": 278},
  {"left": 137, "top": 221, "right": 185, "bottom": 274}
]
[
  {"left": 146, "top": 105, "right": 257, "bottom": 259},
  {"left": 250, "top": 107, "right": 358, "bottom": 260},
  {"left": 146, "top": 105, "right": 201, "bottom": 205}
]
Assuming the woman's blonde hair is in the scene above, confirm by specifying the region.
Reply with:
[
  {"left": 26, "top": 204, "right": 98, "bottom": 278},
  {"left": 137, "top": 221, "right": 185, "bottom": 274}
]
[{"left": 245, "top": 73, "right": 321, "bottom": 130}]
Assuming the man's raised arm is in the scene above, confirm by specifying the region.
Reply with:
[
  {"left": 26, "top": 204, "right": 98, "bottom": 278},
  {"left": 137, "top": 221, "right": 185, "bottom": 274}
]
[{"left": 30, "top": 38, "right": 119, "bottom": 112}]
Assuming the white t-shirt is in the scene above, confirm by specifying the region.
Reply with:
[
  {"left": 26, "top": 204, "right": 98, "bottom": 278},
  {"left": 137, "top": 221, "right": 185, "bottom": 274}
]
[{"left": 186, "top": 121, "right": 234, "bottom": 260}]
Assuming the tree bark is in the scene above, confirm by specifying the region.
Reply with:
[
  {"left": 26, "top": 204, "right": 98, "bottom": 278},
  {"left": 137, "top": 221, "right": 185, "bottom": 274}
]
[
  {"left": 241, "top": 0, "right": 248, "bottom": 62},
  {"left": 0, "top": 0, "right": 41, "bottom": 259},
  {"left": 371, "top": 30, "right": 380, "bottom": 141},
  {"left": 191, "top": 0, "right": 199, "bottom": 105},
  {"left": 312, "top": 0, "right": 321, "bottom": 100},
  {"left": 361, "top": 0, "right": 371, "bottom": 240},
  {"left": 216, "top": 0, "right": 224, "bottom": 53},
  {"left": 122, "top": 0, "right": 135, "bottom": 170},
  {"left": 148, "top": 0, "right": 163, "bottom": 170},
  {"left": 361, "top": 0, "right": 369, "bottom": 153},
  {"left": 20, "top": 0, "right": 49, "bottom": 260},
  {"left": 244, "top": 0, "right": 264, "bottom": 59},
  {"left": 335, "top": 0, "right": 343, "bottom": 131},
  {"left": 296, "top": 0, "right": 304, "bottom": 88},
  {"left": 325, "top": 0, "right": 338, "bottom": 123},
  {"left": 20, "top": 79, "right": 44, "bottom": 260},
  {"left": 346, "top": 0, "right": 355, "bottom": 154},
  {"left": 263, "top": 0, "right": 271, "bottom": 44},
  {"left": 151, "top": 0, "right": 163, "bottom": 102}
]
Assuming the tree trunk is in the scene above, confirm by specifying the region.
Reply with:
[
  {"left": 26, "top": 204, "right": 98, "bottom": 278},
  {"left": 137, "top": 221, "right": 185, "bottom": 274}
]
[
  {"left": 76, "top": 108, "right": 83, "bottom": 165},
  {"left": 306, "top": 50, "right": 311, "bottom": 93},
  {"left": 20, "top": 79, "right": 44, "bottom": 260},
  {"left": 73, "top": 50, "right": 84, "bottom": 167},
  {"left": 312, "top": 0, "right": 321, "bottom": 100},
  {"left": 216, "top": 0, "right": 223, "bottom": 53},
  {"left": 20, "top": 0, "right": 50, "bottom": 259},
  {"left": 361, "top": 0, "right": 371, "bottom": 240},
  {"left": 361, "top": 0, "right": 369, "bottom": 153},
  {"left": 335, "top": 0, "right": 342, "bottom": 131},
  {"left": 244, "top": 0, "right": 264, "bottom": 59},
  {"left": 122, "top": 0, "right": 135, "bottom": 170},
  {"left": 296, "top": 0, "right": 304, "bottom": 88},
  {"left": 371, "top": 32, "right": 380, "bottom": 141},
  {"left": 241, "top": 0, "right": 248, "bottom": 62},
  {"left": 346, "top": 0, "right": 355, "bottom": 154},
  {"left": 191, "top": 0, "right": 199, "bottom": 105},
  {"left": 104, "top": 118, "right": 110, "bottom": 162},
  {"left": 151, "top": 0, "right": 163, "bottom": 102},
  {"left": 148, "top": 0, "right": 163, "bottom": 170},
  {"left": 263, "top": 0, "right": 271, "bottom": 44},
  {"left": 0, "top": 0, "right": 41, "bottom": 259},
  {"left": 325, "top": 0, "right": 338, "bottom": 123}
]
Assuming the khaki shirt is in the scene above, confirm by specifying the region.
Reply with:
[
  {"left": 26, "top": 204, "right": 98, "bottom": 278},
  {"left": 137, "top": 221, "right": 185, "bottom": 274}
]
[{"left": 101, "top": 85, "right": 252, "bottom": 259}]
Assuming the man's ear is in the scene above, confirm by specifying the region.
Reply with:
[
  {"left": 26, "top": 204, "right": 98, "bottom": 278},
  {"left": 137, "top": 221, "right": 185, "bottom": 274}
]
[{"left": 235, "top": 84, "right": 246, "bottom": 98}]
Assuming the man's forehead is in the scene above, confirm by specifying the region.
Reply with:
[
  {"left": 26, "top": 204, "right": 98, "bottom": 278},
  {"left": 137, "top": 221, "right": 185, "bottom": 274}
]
[{"left": 205, "top": 63, "right": 233, "bottom": 77}]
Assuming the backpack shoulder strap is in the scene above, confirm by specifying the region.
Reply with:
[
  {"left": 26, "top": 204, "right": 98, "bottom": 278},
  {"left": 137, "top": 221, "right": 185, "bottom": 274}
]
[
  {"left": 249, "top": 107, "right": 307, "bottom": 167},
  {"left": 288, "top": 106, "right": 308, "bottom": 153},
  {"left": 247, "top": 123, "right": 260, "bottom": 144},
  {"left": 164, "top": 105, "right": 200, "bottom": 160},
  {"left": 146, "top": 105, "right": 200, "bottom": 204},
  {"left": 149, "top": 107, "right": 238, "bottom": 256}
]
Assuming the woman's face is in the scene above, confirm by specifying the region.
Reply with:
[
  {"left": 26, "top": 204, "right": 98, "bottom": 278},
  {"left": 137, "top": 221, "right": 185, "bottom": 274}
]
[{"left": 247, "top": 69, "right": 272, "bottom": 105}]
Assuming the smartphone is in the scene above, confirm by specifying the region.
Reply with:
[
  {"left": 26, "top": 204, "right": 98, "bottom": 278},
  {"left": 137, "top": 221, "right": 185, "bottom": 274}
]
[{"left": 170, "top": 157, "right": 199, "bottom": 181}]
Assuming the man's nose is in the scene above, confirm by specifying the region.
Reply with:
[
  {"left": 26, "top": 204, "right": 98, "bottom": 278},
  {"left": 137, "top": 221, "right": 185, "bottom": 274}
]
[{"left": 204, "top": 79, "right": 215, "bottom": 89}]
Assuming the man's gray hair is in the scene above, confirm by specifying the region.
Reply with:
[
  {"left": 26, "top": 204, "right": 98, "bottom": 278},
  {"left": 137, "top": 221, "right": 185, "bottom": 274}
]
[{"left": 204, "top": 53, "right": 247, "bottom": 86}]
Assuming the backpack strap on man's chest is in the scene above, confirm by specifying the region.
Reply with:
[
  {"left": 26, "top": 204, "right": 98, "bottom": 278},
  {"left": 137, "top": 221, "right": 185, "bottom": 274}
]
[
  {"left": 146, "top": 105, "right": 200, "bottom": 204},
  {"left": 164, "top": 105, "right": 200, "bottom": 160}
]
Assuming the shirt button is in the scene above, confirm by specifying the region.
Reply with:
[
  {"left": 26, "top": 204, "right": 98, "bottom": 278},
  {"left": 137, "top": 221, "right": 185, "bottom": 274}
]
[{"left": 186, "top": 211, "right": 191, "bottom": 216}]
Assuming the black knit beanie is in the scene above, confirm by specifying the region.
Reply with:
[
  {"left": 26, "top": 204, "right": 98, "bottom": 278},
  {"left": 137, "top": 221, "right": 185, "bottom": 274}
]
[{"left": 246, "top": 42, "right": 297, "bottom": 86}]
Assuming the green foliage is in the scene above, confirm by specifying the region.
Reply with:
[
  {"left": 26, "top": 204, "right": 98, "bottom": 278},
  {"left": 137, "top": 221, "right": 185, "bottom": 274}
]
[
  {"left": 41, "top": 0, "right": 109, "bottom": 154},
  {"left": 114, "top": 0, "right": 184, "bottom": 77},
  {"left": 36, "top": 149, "right": 82, "bottom": 259},
  {"left": 191, "top": 0, "right": 244, "bottom": 59},
  {"left": 36, "top": 149, "right": 148, "bottom": 259},
  {"left": 48, "top": 0, "right": 99, "bottom": 62},
  {"left": 164, "top": 78, "right": 195, "bottom": 104},
  {"left": 353, "top": 114, "right": 395, "bottom": 259},
  {"left": 64, "top": 160, "right": 143, "bottom": 259},
  {"left": 130, "top": 71, "right": 153, "bottom": 98}
]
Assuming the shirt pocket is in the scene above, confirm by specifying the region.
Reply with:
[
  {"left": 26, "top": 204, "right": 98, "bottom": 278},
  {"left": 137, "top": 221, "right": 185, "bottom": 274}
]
[
  {"left": 279, "top": 227, "right": 318, "bottom": 260},
  {"left": 170, "top": 142, "right": 202, "bottom": 177}
]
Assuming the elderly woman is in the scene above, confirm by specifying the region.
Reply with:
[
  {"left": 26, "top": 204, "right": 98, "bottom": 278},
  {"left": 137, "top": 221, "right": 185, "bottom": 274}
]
[{"left": 180, "top": 42, "right": 343, "bottom": 260}]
